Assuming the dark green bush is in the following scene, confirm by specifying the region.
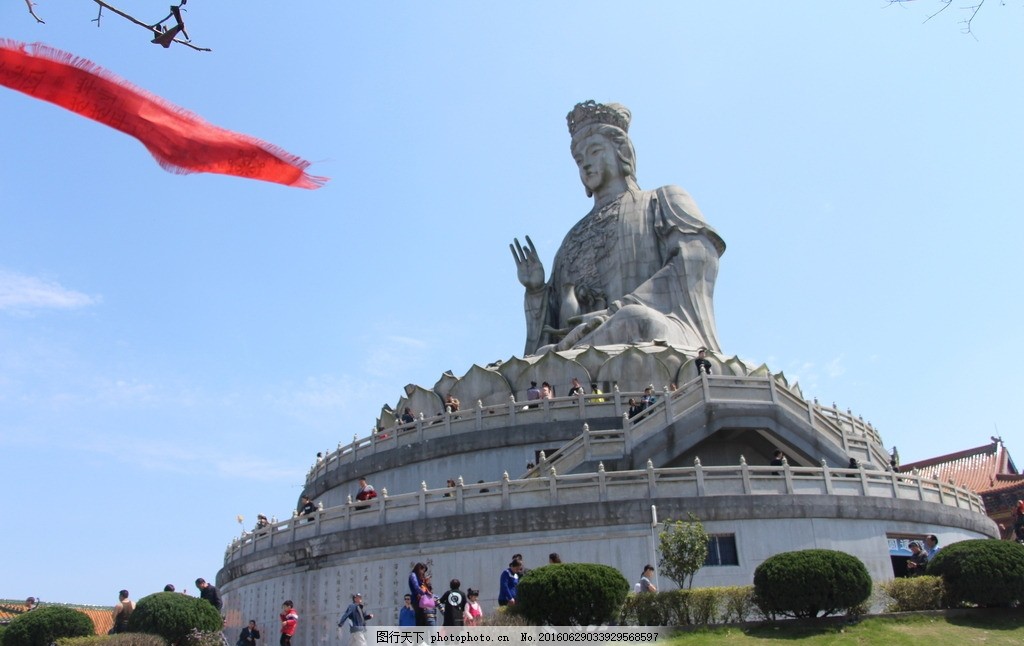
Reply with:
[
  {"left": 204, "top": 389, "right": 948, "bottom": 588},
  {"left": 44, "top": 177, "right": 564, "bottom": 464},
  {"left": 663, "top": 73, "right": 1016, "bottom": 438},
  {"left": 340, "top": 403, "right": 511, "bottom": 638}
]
[
  {"left": 1, "top": 606, "right": 95, "bottom": 646},
  {"left": 926, "top": 539, "right": 1024, "bottom": 607},
  {"left": 126, "top": 593, "right": 221, "bottom": 645},
  {"left": 516, "top": 563, "right": 630, "bottom": 625},
  {"left": 753, "top": 549, "right": 871, "bottom": 619},
  {"left": 879, "top": 575, "right": 944, "bottom": 612}
]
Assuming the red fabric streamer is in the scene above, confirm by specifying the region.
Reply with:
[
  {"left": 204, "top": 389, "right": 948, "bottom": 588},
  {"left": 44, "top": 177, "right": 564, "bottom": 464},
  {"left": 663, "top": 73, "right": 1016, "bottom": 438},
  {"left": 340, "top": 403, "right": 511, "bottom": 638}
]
[{"left": 0, "top": 40, "right": 327, "bottom": 189}]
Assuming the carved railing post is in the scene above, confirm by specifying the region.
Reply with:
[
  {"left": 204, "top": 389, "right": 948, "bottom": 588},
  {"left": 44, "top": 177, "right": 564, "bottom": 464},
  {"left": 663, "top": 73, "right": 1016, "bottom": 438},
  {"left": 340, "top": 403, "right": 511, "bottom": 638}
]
[
  {"left": 739, "top": 454, "right": 751, "bottom": 494},
  {"left": 819, "top": 458, "right": 832, "bottom": 495},
  {"left": 663, "top": 385, "right": 674, "bottom": 422},
  {"left": 508, "top": 395, "right": 517, "bottom": 426},
  {"left": 501, "top": 471, "right": 510, "bottom": 509},
  {"left": 694, "top": 457, "right": 705, "bottom": 496},
  {"left": 548, "top": 465, "right": 558, "bottom": 504},
  {"left": 419, "top": 481, "right": 428, "bottom": 519}
]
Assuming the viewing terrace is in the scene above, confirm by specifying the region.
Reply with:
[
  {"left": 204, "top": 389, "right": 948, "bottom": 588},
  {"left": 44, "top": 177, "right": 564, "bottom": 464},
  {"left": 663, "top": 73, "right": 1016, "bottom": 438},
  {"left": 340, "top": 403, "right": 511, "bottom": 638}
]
[
  {"left": 304, "top": 374, "right": 891, "bottom": 487},
  {"left": 227, "top": 460, "right": 987, "bottom": 564}
]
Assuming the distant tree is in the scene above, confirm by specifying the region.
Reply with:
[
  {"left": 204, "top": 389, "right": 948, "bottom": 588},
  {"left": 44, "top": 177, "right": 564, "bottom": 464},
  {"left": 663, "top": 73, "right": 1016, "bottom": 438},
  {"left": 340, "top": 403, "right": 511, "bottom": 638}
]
[
  {"left": 657, "top": 513, "right": 709, "bottom": 590},
  {"left": 20, "top": 1, "right": 211, "bottom": 51}
]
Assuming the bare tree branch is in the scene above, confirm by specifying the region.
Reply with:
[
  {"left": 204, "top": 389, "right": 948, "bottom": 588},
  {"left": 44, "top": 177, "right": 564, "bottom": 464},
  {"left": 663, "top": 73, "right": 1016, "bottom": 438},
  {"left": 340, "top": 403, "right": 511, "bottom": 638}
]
[
  {"left": 20, "top": 1, "right": 211, "bottom": 51},
  {"left": 91, "top": 1, "right": 211, "bottom": 51},
  {"left": 887, "top": 0, "right": 999, "bottom": 36},
  {"left": 24, "top": 0, "right": 45, "bottom": 24}
]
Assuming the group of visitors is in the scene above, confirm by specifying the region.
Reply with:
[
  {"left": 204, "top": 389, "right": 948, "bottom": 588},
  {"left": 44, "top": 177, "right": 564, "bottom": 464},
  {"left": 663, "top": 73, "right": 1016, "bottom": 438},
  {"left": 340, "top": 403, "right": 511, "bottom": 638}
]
[
  {"left": 905, "top": 534, "right": 941, "bottom": 576},
  {"left": 407, "top": 562, "right": 485, "bottom": 628},
  {"left": 627, "top": 386, "right": 659, "bottom": 419}
]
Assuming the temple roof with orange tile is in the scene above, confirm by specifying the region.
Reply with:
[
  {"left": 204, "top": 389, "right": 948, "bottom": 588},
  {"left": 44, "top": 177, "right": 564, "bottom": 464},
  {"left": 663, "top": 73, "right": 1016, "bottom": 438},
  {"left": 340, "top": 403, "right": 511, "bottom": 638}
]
[{"left": 899, "top": 441, "right": 1022, "bottom": 494}]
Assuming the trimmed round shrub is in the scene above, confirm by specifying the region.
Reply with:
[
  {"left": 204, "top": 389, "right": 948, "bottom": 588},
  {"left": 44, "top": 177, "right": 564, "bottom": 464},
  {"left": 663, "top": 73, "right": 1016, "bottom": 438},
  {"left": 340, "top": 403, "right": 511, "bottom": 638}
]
[
  {"left": 126, "top": 592, "right": 221, "bottom": 645},
  {"left": 926, "top": 538, "right": 1024, "bottom": 607},
  {"left": 753, "top": 549, "right": 871, "bottom": 619},
  {"left": 1, "top": 606, "right": 94, "bottom": 646},
  {"left": 516, "top": 563, "right": 630, "bottom": 625}
]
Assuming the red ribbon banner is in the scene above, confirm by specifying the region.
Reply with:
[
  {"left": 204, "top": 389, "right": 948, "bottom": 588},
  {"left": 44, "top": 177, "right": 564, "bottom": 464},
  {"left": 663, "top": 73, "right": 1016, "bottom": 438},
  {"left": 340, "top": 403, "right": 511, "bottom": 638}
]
[{"left": 0, "top": 40, "right": 327, "bottom": 189}]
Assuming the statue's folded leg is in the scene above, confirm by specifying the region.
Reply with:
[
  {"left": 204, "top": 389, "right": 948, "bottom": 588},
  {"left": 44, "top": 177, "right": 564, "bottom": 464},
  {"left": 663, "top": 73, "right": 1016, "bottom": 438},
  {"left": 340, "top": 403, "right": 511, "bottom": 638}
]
[{"left": 572, "top": 304, "right": 676, "bottom": 348}]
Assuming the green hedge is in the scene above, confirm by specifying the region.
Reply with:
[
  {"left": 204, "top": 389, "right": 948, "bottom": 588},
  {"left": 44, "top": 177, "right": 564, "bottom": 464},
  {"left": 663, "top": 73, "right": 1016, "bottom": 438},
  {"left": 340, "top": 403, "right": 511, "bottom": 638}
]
[
  {"left": 620, "top": 586, "right": 756, "bottom": 625},
  {"left": 926, "top": 539, "right": 1024, "bottom": 607},
  {"left": 516, "top": 563, "right": 630, "bottom": 625},
  {"left": 57, "top": 636, "right": 167, "bottom": 646},
  {"left": 753, "top": 549, "right": 871, "bottom": 619},
  {"left": 1, "top": 606, "right": 95, "bottom": 646},
  {"left": 126, "top": 593, "right": 221, "bottom": 645},
  {"left": 878, "top": 575, "right": 944, "bottom": 612}
]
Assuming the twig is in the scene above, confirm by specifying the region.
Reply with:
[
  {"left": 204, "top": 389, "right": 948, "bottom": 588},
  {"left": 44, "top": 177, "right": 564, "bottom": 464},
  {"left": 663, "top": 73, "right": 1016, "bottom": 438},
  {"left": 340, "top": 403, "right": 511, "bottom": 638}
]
[
  {"left": 23, "top": 0, "right": 44, "bottom": 23},
  {"left": 90, "top": 0, "right": 211, "bottom": 51}
]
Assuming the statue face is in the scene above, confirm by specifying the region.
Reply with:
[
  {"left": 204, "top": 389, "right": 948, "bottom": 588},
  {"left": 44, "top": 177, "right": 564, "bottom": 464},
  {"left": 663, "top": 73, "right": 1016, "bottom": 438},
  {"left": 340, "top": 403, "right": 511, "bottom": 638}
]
[{"left": 572, "top": 133, "right": 623, "bottom": 193}]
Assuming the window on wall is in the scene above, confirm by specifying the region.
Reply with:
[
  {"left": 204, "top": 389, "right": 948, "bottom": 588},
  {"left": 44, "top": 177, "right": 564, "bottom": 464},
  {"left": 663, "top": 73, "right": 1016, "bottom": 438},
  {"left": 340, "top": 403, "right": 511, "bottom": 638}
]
[{"left": 705, "top": 534, "right": 738, "bottom": 566}]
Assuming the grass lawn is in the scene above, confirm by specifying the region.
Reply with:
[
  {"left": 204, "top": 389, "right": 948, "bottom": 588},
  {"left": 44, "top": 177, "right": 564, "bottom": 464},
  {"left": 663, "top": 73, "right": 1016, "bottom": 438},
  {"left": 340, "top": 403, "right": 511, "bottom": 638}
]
[{"left": 661, "top": 611, "right": 1024, "bottom": 644}]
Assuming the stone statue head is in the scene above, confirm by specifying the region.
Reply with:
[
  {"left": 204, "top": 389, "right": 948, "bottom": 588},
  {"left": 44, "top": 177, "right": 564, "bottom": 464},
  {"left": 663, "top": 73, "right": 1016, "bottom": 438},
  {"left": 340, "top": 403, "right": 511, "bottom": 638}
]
[{"left": 567, "top": 101, "right": 640, "bottom": 197}]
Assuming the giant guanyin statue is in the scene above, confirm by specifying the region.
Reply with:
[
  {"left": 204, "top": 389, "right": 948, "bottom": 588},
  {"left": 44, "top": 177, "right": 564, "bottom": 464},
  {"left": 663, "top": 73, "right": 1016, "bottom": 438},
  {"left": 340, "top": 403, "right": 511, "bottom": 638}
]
[{"left": 511, "top": 101, "right": 726, "bottom": 356}]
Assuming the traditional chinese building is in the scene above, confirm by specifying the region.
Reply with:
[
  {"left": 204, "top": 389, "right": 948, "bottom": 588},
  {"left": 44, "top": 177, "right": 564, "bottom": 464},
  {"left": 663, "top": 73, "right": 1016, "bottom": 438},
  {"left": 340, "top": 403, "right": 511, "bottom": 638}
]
[{"left": 900, "top": 439, "right": 1024, "bottom": 540}]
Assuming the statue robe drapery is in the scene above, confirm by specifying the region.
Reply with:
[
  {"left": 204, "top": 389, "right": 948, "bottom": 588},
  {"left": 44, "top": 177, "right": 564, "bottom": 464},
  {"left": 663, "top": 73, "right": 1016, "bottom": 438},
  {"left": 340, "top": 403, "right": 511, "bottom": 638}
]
[{"left": 523, "top": 185, "right": 725, "bottom": 355}]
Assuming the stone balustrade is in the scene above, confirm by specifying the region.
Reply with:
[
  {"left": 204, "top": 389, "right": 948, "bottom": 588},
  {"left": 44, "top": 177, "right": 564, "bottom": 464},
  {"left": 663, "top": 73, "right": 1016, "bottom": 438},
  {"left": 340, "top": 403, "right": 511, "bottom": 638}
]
[
  {"left": 230, "top": 461, "right": 984, "bottom": 563},
  {"left": 305, "top": 375, "right": 889, "bottom": 485}
]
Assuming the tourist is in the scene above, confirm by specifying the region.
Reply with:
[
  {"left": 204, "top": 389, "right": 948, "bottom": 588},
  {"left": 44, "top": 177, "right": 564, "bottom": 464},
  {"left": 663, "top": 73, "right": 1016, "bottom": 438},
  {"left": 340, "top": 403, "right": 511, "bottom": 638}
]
[
  {"left": 641, "top": 386, "right": 656, "bottom": 409},
  {"left": 445, "top": 394, "right": 460, "bottom": 413},
  {"left": 237, "top": 620, "right": 260, "bottom": 646},
  {"left": 1014, "top": 500, "right": 1024, "bottom": 542},
  {"left": 906, "top": 542, "right": 927, "bottom": 576},
  {"left": 439, "top": 578, "right": 467, "bottom": 627},
  {"left": 299, "top": 496, "right": 316, "bottom": 521},
  {"left": 111, "top": 589, "right": 134, "bottom": 634},
  {"left": 254, "top": 514, "right": 270, "bottom": 531},
  {"left": 541, "top": 382, "right": 554, "bottom": 399},
  {"left": 526, "top": 381, "right": 541, "bottom": 408},
  {"left": 548, "top": 553, "right": 562, "bottom": 564},
  {"left": 638, "top": 565, "right": 657, "bottom": 593},
  {"left": 628, "top": 398, "right": 643, "bottom": 419},
  {"left": 924, "top": 534, "right": 940, "bottom": 561},
  {"left": 196, "top": 578, "right": 223, "bottom": 611},
  {"left": 354, "top": 477, "right": 376, "bottom": 509},
  {"left": 401, "top": 407, "right": 415, "bottom": 425},
  {"left": 163, "top": 584, "right": 176, "bottom": 592},
  {"left": 398, "top": 594, "right": 416, "bottom": 626},
  {"left": 590, "top": 383, "right": 605, "bottom": 403},
  {"left": 463, "top": 589, "right": 483, "bottom": 626},
  {"left": 409, "top": 563, "right": 428, "bottom": 625},
  {"left": 695, "top": 348, "right": 712, "bottom": 376},
  {"left": 568, "top": 377, "right": 584, "bottom": 396},
  {"left": 419, "top": 578, "right": 437, "bottom": 627},
  {"left": 279, "top": 601, "right": 298, "bottom": 646},
  {"left": 770, "top": 450, "right": 784, "bottom": 475},
  {"left": 498, "top": 559, "right": 523, "bottom": 606},
  {"left": 337, "top": 593, "right": 373, "bottom": 646}
]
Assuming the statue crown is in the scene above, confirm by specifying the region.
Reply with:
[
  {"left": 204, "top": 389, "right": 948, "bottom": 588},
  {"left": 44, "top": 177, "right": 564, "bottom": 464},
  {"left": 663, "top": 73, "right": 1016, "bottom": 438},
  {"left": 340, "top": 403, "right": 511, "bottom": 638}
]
[{"left": 566, "top": 100, "right": 631, "bottom": 137}]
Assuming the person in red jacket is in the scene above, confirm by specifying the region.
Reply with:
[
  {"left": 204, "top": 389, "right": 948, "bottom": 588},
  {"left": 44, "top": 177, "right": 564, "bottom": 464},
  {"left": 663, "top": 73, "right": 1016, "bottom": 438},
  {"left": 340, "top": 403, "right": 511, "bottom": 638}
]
[{"left": 279, "top": 600, "right": 298, "bottom": 646}]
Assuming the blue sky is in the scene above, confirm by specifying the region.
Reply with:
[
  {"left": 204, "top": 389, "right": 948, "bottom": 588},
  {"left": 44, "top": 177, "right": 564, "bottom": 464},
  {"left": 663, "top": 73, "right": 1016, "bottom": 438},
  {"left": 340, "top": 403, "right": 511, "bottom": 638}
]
[{"left": 1, "top": 1, "right": 1021, "bottom": 606}]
